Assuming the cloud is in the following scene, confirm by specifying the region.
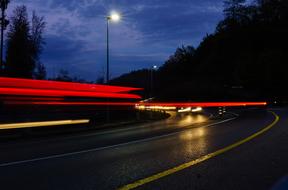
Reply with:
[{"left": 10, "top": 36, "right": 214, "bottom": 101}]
[{"left": 6, "top": 0, "right": 224, "bottom": 80}]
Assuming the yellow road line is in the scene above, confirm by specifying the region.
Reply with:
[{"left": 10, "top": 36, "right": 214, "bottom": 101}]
[
  {"left": 118, "top": 111, "right": 280, "bottom": 190},
  {"left": 0, "top": 119, "right": 90, "bottom": 130}
]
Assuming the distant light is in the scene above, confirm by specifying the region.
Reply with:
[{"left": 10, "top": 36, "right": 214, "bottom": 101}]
[
  {"left": 109, "top": 12, "right": 121, "bottom": 22},
  {"left": 135, "top": 104, "right": 176, "bottom": 111},
  {"left": 178, "top": 107, "right": 191, "bottom": 113},
  {"left": 192, "top": 107, "right": 203, "bottom": 112},
  {"left": 153, "top": 65, "right": 158, "bottom": 69}
]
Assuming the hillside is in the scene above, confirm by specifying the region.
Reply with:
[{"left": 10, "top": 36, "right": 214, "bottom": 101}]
[{"left": 111, "top": 0, "right": 288, "bottom": 101}]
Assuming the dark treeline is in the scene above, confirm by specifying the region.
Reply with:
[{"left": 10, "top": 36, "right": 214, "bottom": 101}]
[
  {"left": 0, "top": 4, "right": 93, "bottom": 83},
  {"left": 1, "top": 5, "right": 46, "bottom": 79},
  {"left": 111, "top": 0, "right": 288, "bottom": 101}
]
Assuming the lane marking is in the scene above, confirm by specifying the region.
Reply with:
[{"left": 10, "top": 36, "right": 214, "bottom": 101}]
[
  {"left": 0, "top": 118, "right": 236, "bottom": 167},
  {"left": 118, "top": 111, "right": 279, "bottom": 190},
  {"left": 0, "top": 119, "right": 90, "bottom": 130}
]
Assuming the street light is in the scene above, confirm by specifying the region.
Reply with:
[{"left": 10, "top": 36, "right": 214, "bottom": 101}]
[
  {"left": 110, "top": 13, "right": 120, "bottom": 22},
  {"left": 106, "top": 12, "right": 121, "bottom": 83},
  {"left": 105, "top": 12, "right": 121, "bottom": 123},
  {"left": 150, "top": 65, "right": 157, "bottom": 98}
]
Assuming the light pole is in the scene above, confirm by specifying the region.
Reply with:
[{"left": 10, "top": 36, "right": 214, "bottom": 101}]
[
  {"left": 150, "top": 65, "right": 157, "bottom": 98},
  {"left": 105, "top": 12, "right": 120, "bottom": 123},
  {"left": 106, "top": 12, "right": 120, "bottom": 83}
]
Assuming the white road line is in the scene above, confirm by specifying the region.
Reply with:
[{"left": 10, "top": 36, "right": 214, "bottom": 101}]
[
  {"left": 226, "top": 112, "right": 240, "bottom": 117},
  {"left": 0, "top": 117, "right": 237, "bottom": 167}
]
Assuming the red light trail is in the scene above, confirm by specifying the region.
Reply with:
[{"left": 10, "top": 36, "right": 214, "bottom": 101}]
[
  {"left": 0, "top": 97, "right": 65, "bottom": 101},
  {"left": 0, "top": 78, "right": 267, "bottom": 108},
  {"left": 137, "top": 102, "right": 267, "bottom": 107},
  {"left": 3, "top": 101, "right": 267, "bottom": 107},
  {"left": 0, "top": 87, "right": 141, "bottom": 99},
  {"left": 0, "top": 77, "right": 142, "bottom": 93}
]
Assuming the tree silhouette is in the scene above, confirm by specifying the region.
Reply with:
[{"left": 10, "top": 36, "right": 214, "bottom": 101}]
[
  {"left": 53, "top": 69, "right": 88, "bottom": 83},
  {"left": 217, "top": 0, "right": 248, "bottom": 31},
  {"left": 224, "top": 0, "right": 245, "bottom": 19},
  {"left": 34, "top": 63, "right": 46, "bottom": 79},
  {"left": 112, "top": 0, "right": 288, "bottom": 101},
  {"left": 96, "top": 76, "right": 105, "bottom": 84},
  {"left": 31, "top": 11, "right": 45, "bottom": 79},
  {"left": 0, "top": 0, "right": 10, "bottom": 71},
  {"left": 5, "top": 6, "right": 46, "bottom": 79},
  {"left": 54, "top": 69, "right": 73, "bottom": 82},
  {"left": 5, "top": 6, "right": 33, "bottom": 78}
]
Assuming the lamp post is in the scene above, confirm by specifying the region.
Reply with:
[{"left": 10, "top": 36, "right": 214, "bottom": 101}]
[
  {"left": 106, "top": 12, "right": 120, "bottom": 83},
  {"left": 105, "top": 12, "right": 120, "bottom": 123},
  {"left": 150, "top": 65, "right": 157, "bottom": 98}
]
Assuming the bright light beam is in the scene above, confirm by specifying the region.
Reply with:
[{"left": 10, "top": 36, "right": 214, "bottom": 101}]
[
  {"left": 138, "top": 102, "right": 267, "bottom": 107},
  {"left": 108, "top": 12, "right": 121, "bottom": 22},
  {"left": 0, "top": 87, "right": 141, "bottom": 99},
  {"left": 178, "top": 107, "right": 192, "bottom": 113},
  {"left": 192, "top": 107, "right": 203, "bottom": 112},
  {"left": 4, "top": 101, "right": 267, "bottom": 107},
  {"left": 0, "top": 77, "right": 142, "bottom": 93},
  {"left": 0, "top": 119, "right": 90, "bottom": 130}
]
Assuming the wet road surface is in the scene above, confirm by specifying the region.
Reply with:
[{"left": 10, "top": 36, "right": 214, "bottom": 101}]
[{"left": 0, "top": 108, "right": 287, "bottom": 190}]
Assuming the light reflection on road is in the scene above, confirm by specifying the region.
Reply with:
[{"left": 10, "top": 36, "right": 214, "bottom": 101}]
[
  {"left": 177, "top": 114, "right": 209, "bottom": 127},
  {"left": 179, "top": 128, "right": 206, "bottom": 141},
  {"left": 178, "top": 123, "right": 209, "bottom": 158}
]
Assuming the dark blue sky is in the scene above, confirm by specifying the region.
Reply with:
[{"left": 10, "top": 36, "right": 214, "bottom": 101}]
[{"left": 8, "top": 0, "right": 224, "bottom": 81}]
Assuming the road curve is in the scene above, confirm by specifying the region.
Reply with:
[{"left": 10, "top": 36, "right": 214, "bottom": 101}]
[{"left": 0, "top": 108, "right": 287, "bottom": 190}]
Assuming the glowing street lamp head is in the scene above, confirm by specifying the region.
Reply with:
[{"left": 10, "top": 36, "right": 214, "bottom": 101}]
[{"left": 108, "top": 12, "right": 121, "bottom": 22}]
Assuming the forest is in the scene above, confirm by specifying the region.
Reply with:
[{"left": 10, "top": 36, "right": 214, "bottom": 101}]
[{"left": 110, "top": 0, "right": 288, "bottom": 102}]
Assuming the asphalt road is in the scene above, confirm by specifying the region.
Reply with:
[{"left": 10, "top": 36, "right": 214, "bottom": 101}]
[{"left": 0, "top": 108, "right": 287, "bottom": 190}]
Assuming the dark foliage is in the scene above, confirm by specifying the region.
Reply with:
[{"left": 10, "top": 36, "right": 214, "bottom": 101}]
[
  {"left": 34, "top": 63, "right": 46, "bottom": 80},
  {"left": 0, "top": 0, "right": 10, "bottom": 70},
  {"left": 53, "top": 69, "right": 89, "bottom": 83},
  {"left": 96, "top": 76, "right": 105, "bottom": 84},
  {"left": 31, "top": 11, "right": 46, "bottom": 79},
  {"left": 110, "top": 69, "right": 152, "bottom": 98},
  {"left": 54, "top": 69, "right": 74, "bottom": 82},
  {"left": 5, "top": 6, "right": 46, "bottom": 79},
  {"left": 112, "top": 0, "right": 288, "bottom": 101}
]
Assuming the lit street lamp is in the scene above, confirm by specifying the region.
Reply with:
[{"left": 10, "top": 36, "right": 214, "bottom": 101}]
[
  {"left": 105, "top": 12, "right": 120, "bottom": 123},
  {"left": 150, "top": 65, "right": 157, "bottom": 98},
  {"left": 106, "top": 12, "right": 120, "bottom": 83}
]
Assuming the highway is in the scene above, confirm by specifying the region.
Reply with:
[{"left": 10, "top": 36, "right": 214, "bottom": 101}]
[{"left": 0, "top": 108, "right": 288, "bottom": 190}]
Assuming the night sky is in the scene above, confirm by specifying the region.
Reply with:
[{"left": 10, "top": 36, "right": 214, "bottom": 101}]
[{"left": 7, "top": 0, "right": 224, "bottom": 81}]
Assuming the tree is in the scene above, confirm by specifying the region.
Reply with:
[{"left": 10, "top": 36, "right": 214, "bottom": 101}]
[
  {"left": 5, "top": 5, "right": 45, "bottom": 79},
  {"left": 256, "top": 0, "right": 288, "bottom": 22},
  {"left": 0, "top": 0, "right": 10, "bottom": 71},
  {"left": 34, "top": 63, "right": 46, "bottom": 79},
  {"left": 158, "top": 45, "right": 195, "bottom": 76},
  {"left": 217, "top": 0, "right": 248, "bottom": 31},
  {"left": 53, "top": 69, "right": 89, "bottom": 83},
  {"left": 55, "top": 69, "right": 73, "bottom": 82},
  {"left": 96, "top": 76, "right": 105, "bottom": 84},
  {"left": 5, "top": 6, "right": 33, "bottom": 78},
  {"left": 31, "top": 11, "right": 45, "bottom": 79},
  {"left": 224, "top": 0, "right": 246, "bottom": 19},
  {"left": 112, "top": 0, "right": 288, "bottom": 100}
]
